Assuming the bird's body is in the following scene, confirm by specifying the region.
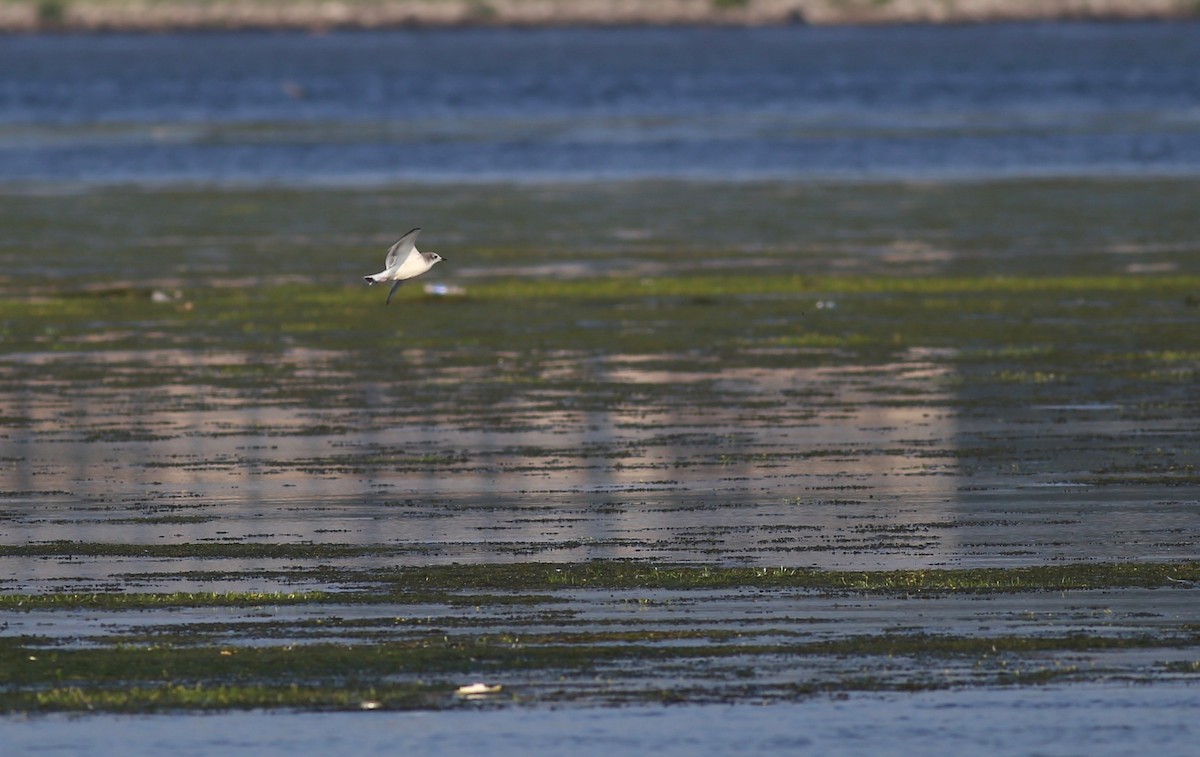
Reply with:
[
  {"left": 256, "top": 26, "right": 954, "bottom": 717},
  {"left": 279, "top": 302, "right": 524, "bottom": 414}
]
[{"left": 364, "top": 227, "right": 445, "bottom": 304}]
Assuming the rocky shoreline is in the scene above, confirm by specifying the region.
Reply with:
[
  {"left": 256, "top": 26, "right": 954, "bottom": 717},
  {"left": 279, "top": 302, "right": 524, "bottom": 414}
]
[{"left": 3, "top": 0, "right": 1197, "bottom": 33}]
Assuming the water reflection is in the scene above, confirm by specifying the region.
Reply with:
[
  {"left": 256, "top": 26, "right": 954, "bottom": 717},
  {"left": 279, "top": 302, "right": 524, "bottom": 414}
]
[
  {"left": 4, "top": 329, "right": 1198, "bottom": 590},
  {"left": 1, "top": 347, "right": 970, "bottom": 584},
  {"left": 2, "top": 296, "right": 1200, "bottom": 597}
]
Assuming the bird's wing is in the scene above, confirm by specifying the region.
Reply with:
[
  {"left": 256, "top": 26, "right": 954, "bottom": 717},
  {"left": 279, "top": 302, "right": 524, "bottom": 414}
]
[
  {"left": 385, "top": 280, "right": 404, "bottom": 305},
  {"left": 384, "top": 228, "right": 421, "bottom": 270}
]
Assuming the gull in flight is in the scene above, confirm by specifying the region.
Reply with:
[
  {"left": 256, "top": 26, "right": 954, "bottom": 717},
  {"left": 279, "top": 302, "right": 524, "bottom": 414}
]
[{"left": 363, "top": 227, "right": 445, "bottom": 305}]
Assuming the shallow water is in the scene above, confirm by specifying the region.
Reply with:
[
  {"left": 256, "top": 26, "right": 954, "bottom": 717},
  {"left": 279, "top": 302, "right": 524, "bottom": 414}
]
[{"left": 7, "top": 683, "right": 1200, "bottom": 757}]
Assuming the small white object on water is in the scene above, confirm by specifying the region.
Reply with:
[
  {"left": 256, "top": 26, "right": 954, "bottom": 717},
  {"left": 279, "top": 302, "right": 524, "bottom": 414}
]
[
  {"left": 424, "top": 283, "right": 466, "bottom": 297},
  {"left": 363, "top": 227, "right": 445, "bottom": 305},
  {"left": 359, "top": 700, "right": 383, "bottom": 710},
  {"left": 455, "top": 682, "right": 503, "bottom": 699}
]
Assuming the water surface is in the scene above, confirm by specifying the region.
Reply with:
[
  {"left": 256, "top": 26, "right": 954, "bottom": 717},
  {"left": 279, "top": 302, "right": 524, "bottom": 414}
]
[
  {"left": 2, "top": 21, "right": 1199, "bottom": 747},
  {"left": 8, "top": 684, "right": 1200, "bottom": 757},
  {"left": 2, "top": 23, "right": 1199, "bottom": 184}
]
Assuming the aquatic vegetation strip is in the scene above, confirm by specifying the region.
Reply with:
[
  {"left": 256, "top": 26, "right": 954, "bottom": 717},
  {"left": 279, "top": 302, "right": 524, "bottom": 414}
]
[
  {"left": 3, "top": 560, "right": 1200, "bottom": 603},
  {"left": 2, "top": 560, "right": 1198, "bottom": 712}
]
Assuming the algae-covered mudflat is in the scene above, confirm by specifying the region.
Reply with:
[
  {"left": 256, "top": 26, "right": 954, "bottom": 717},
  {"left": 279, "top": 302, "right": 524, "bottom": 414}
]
[{"left": 1, "top": 179, "right": 1199, "bottom": 717}]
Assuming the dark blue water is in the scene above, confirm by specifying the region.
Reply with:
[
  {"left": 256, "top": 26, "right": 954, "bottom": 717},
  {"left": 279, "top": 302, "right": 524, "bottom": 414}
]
[{"left": 2, "top": 23, "right": 1199, "bottom": 184}]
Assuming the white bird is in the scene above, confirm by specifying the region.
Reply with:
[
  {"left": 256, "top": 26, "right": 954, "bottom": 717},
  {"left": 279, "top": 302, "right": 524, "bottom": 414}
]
[{"left": 363, "top": 227, "right": 445, "bottom": 305}]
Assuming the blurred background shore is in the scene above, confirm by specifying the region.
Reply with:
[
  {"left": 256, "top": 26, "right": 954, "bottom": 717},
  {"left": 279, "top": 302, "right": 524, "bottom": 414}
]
[{"left": 3, "top": 0, "right": 1197, "bottom": 32}]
